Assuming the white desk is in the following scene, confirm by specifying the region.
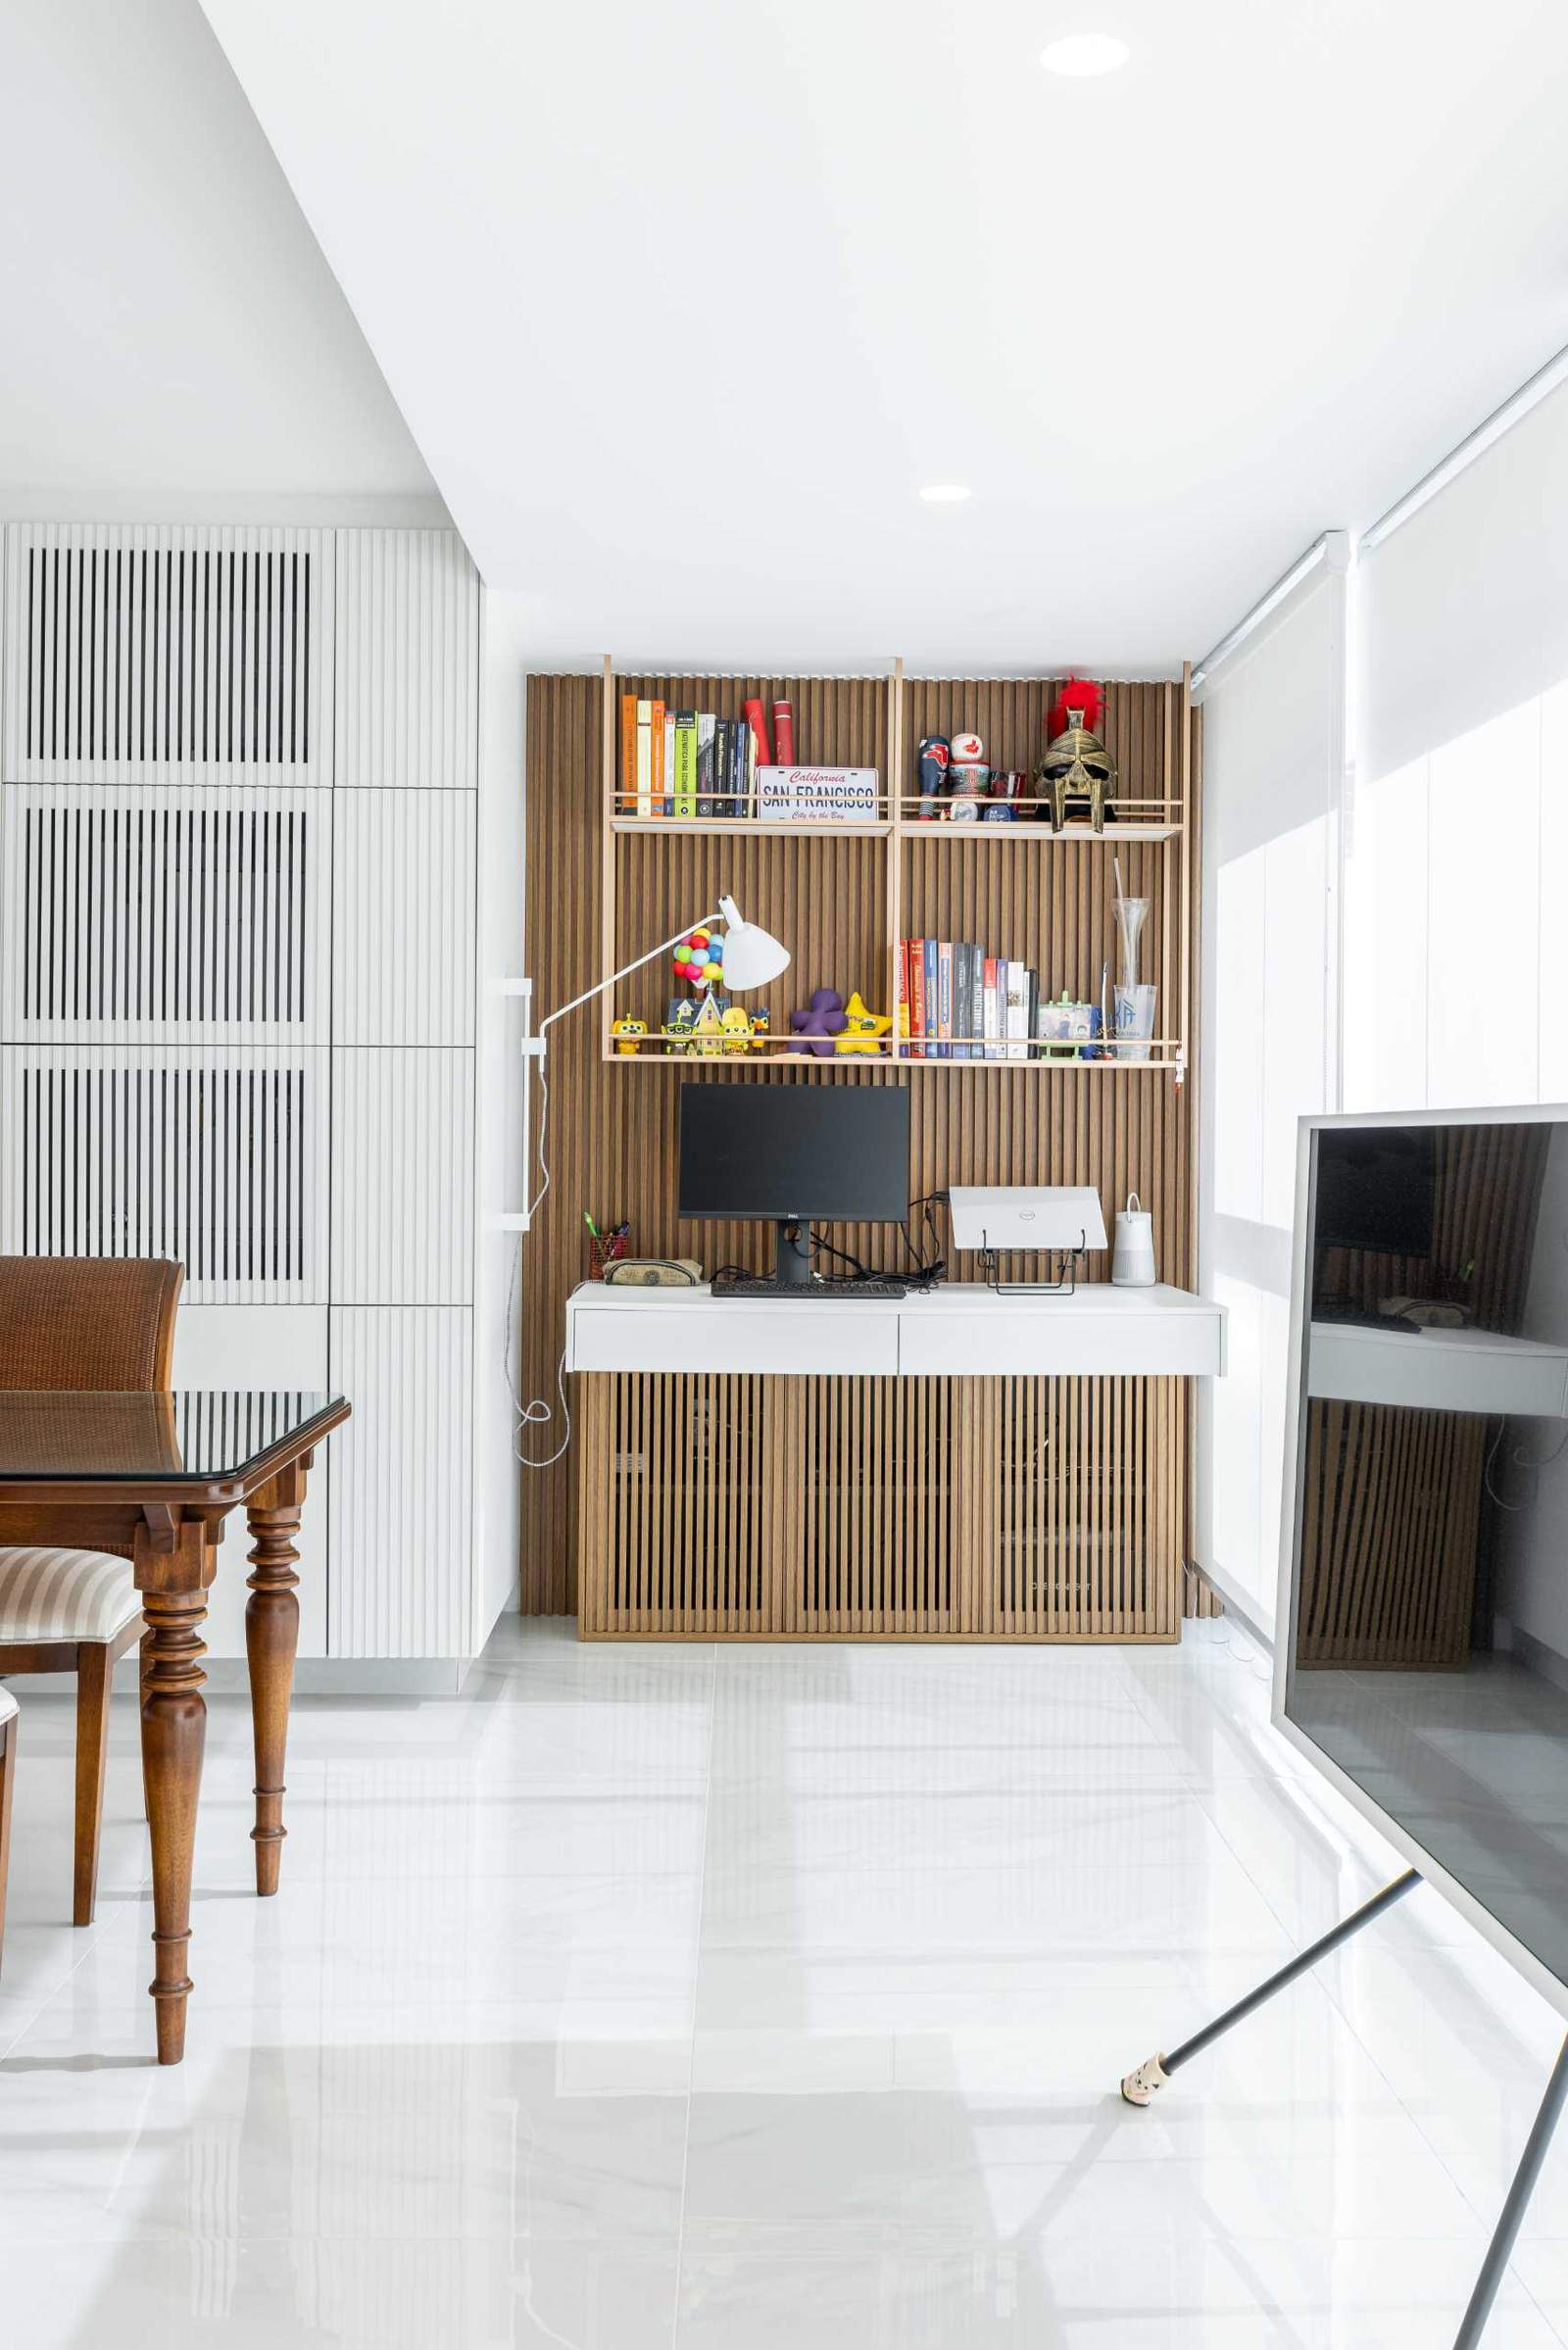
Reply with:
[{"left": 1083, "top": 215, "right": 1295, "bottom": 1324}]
[
  {"left": 570, "top": 1280, "right": 1225, "bottom": 1641},
  {"left": 1307, "top": 1320, "right": 1568, "bottom": 1419},
  {"left": 566, "top": 1280, "right": 1225, "bottom": 1379}
]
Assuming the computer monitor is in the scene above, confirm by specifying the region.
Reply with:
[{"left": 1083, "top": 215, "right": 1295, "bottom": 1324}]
[
  {"left": 678, "top": 1082, "right": 910, "bottom": 1288},
  {"left": 1312, "top": 1124, "right": 1436, "bottom": 1259}
]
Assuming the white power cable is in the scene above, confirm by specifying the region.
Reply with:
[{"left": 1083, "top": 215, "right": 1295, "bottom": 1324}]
[{"left": 506, "top": 1055, "right": 573, "bottom": 1467}]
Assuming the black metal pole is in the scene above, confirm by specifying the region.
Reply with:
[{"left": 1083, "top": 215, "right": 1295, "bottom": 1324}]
[
  {"left": 1452, "top": 2031, "right": 1568, "bottom": 2349},
  {"left": 1121, "top": 1869, "right": 1420, "bottom": 2106}
]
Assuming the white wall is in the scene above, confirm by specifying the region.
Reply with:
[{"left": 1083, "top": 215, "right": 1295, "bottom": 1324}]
[
  {"left": 0, "top": 0, "right": 438, "bottom": 515},
  {"left": 1195, "top": 555, "right": 1346, "bottom": 1631}
]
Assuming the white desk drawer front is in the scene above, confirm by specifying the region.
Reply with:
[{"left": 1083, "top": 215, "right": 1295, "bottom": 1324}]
[
  {"left": 897, "top": 1304, "right": 1224, "bottom": 1379},
  {"left": 564, "top": 1283, "right": 1223, "bottom": 1381},
  {"left": 568, "top": 1302, "right": 901, "bottom": 1377}
]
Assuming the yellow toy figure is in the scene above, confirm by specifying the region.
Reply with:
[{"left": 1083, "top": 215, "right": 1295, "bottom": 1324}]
[
  {"left": 612, "top": 1017, "right": 647, "bottom": 1056},
  {"left": 719, "top": 1004, "right": 753, "bottom": 1055},
  {"left": 835, "top": 991, "right": 893, "bottom": 1053}
]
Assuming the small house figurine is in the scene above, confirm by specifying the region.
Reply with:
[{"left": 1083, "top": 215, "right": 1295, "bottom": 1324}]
[{"left": 690, "top": 992, "right": 729, "bottom": 1057}]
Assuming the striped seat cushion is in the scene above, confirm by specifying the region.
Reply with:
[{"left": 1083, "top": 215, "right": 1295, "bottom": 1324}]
[{"left": 0, "top": 1548, "right": 141, "bottom": 1643}]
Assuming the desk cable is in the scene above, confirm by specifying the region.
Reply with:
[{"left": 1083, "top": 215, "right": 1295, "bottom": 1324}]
[{"left": 507, "top": 1055, "right": 573, "bottom": 1468}]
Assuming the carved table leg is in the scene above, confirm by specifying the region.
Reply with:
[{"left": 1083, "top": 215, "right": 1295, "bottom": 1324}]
[
  {"left": 246, "top": 1459, "right": 307, "bottom": 1897},
  {"left": 136, "top": 1514, "right": 215, "bottom": 2066}
]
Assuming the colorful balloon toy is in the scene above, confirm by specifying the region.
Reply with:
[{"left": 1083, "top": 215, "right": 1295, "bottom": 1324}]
[{"left": 671, "top": 927, "right": 725, "bottom": 989}]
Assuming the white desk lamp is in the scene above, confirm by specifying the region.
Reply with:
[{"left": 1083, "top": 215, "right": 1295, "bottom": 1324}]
[{"left": 508, "top": 895, "right": 790, "bottom": 1234}]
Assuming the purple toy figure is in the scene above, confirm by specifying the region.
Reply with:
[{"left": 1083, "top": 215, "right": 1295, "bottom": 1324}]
[{"left": 789, "top": 988, "right": 848, "bottom": 1056}]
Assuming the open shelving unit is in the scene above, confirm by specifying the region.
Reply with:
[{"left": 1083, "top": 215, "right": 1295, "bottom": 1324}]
[
  {"left": 519, "top": 662, "right": 1202, "bottom": 1620},
  {"left": 598, "top": 656, "right": 1193, "bottom": 1077}
]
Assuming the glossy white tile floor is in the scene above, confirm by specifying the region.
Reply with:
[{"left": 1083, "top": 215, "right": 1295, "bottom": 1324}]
[{"left": 5, "top": 1619, "right": 1568, "bottom": 2344}]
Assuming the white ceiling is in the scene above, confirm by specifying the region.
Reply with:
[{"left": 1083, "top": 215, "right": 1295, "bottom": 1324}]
[
  {"left": 198, "top": 0, "right": 1568, "bottom": 669},
  {"left": 0, "top": 0, "right": 437, "bottom": 514}
]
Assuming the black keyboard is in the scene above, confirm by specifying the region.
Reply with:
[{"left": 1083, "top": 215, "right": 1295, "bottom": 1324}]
[{"left": 710, "top": 1273, "right": 906, "bottom": 1300}]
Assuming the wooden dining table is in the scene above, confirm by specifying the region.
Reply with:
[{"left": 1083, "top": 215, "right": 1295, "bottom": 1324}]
[{"left": 0, "top": 1387, "right": 350, "bottom": 2063}]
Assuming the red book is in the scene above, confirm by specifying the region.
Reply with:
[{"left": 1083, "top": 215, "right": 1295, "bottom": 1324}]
[
  {"left": 772, "top": 699, "right": 795, "bottom": 763},
  {"left": 742, "top": 698, "right": 772, "bottom": 776}
]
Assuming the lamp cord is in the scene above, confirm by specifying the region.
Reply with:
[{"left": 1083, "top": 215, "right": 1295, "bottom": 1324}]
[{"left": 508, "top": 1054, "right": 574, "bottom": 1468}]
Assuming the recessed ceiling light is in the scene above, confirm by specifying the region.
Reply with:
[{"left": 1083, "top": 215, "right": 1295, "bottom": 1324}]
[
  {"left": 919, "top": 484, "right": 971, "bottom": 504},
  {"left": 1039, "top": 32, "right": 1129, "bottom": 75}
]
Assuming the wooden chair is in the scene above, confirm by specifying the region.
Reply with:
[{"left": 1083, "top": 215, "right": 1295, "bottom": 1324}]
[
  {"left": 0, "top": 1256, "right": 183, "bottom": 1926},
  {"left": 0, "top": 1686, "right": 16, "bottom": 1974}
]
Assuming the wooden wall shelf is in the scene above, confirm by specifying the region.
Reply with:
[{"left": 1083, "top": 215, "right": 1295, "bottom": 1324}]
[
  {"left": 601, "top": 659, "right": 1192, "bottom": 1077},
  {"left": 519, "top": 661, "right": 1202, "bottom": 1619}
]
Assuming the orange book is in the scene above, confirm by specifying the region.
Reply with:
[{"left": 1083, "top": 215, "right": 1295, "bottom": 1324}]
[
  {"left": 650, "top": 699, "right": 665, "bottom": 819},
  {"left": 619, "top": 694, "right": 638, "bottom": 812}
]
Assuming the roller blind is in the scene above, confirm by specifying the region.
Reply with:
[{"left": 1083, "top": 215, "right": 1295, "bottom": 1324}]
[
  {"left": 1347, "top": 377, "right": 1568, "bottom": 1112},
  {"left": 1196, "top": 562, "right": 1345, "bottom": 1630}
]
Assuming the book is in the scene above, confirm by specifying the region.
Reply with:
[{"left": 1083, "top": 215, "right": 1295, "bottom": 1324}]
[
  {"left": 953, "top": 941, "right": 970, "bottom": 1061},
  {"left": 662, "top": 710, "right": 675, "bottom": 816},
  {"left": 635, "top": 699, "right": 653, "bottom": 819},
  {"left": 696, "top": 715, "right": 715, "bottom": 818},
  {"left": 982, "top": 955, "right": 1000, "bottom": 1061},
  {"left": 724, "top": 717, "right": 741, "bottom": 817},
  {"left": 672, "top": 711, "right": 698, "bottom": 819},
  {"left": 620, "top": 695, "right": 638, "bottom": 813},
  {"left": 650, "top": 699, "right": 665, "bottom": 820},
  {"left": 962, "top": 942, "right": 983, "bottom": 1059},
  {"left": 1004, "top": 960, "right": 1030, "bottom": 1062},
  {"left": 1027, "top": 967, "right": 1040, "bottom": 1062},
  {"left": 914, "top": 939, "right": 933, "bottom": 1060},
  {"left": 897, "top": 941, "right": 910, "bottom": 1046},
  {"left": 742, "top": 697, "right": 772, "bottom": 771}
]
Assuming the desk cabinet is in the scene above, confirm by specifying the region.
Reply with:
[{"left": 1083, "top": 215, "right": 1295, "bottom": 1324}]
[
  {"left": 576, "top": 1365, "right": 1192, "bottom": 1641},
  {"left": 569, "top": 1285, "right": 1221, "bottom": 1641}
]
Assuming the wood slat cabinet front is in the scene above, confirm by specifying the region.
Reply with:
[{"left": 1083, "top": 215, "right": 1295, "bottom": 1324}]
[{"left": 576, "top": 1370, "right": 1188, "bottom": 1642}]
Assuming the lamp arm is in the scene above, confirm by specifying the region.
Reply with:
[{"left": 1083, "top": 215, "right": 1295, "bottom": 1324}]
[{"left": 533, "top": 909, "right": 724, "bottom": 1047}]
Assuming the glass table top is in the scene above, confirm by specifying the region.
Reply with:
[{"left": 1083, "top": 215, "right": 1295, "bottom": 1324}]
[{"left": 0, "top": 1391, "right": 347, "bottom": 1483}]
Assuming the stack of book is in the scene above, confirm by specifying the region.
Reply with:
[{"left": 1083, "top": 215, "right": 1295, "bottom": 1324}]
[
  {"left": 620, "top": 699, "right": 756, "bottom": 819},
  {"left": 898, "top": 940, "right": 1097, "bottom": 1061}
]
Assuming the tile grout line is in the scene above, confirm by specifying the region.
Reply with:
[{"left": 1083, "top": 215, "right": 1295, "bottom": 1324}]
[{"left": 670, "top": 1639, "right": 718, "bottom": 2347}]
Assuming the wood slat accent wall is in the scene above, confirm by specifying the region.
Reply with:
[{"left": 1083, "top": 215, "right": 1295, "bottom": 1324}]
[{"left": 520, "top": 669, "right": 1200, "bottom": 1619}]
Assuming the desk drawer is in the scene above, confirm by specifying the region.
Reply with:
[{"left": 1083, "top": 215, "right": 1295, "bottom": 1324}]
[
  {"left": 569, "top": 1305, "right": 900, "bottom": 1377},
  {"left": 897, "top": 1306, "right": 1223, "bottom": 1379}
]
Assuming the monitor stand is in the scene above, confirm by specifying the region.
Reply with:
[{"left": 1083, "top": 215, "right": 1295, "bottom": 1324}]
[{"left": 770, "top": 1219, "right": 814, "bottom": 1289}]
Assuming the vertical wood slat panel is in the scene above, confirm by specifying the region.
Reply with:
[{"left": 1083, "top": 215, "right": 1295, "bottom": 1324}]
[
  {"left": 576, "top": 1372, "right": 1181, "bottom": 1640},
  {"left": 524, "top": 669, "right": 1197, "bottom": 1625}
]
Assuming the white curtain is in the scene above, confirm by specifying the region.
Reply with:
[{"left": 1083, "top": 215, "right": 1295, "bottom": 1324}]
[
  {"left": 1346, "top": 376, "right": 1568, "bottom": 1112},
  {"left": 1195, "top": 560, "right": 1345, "bottom": 1631}
]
